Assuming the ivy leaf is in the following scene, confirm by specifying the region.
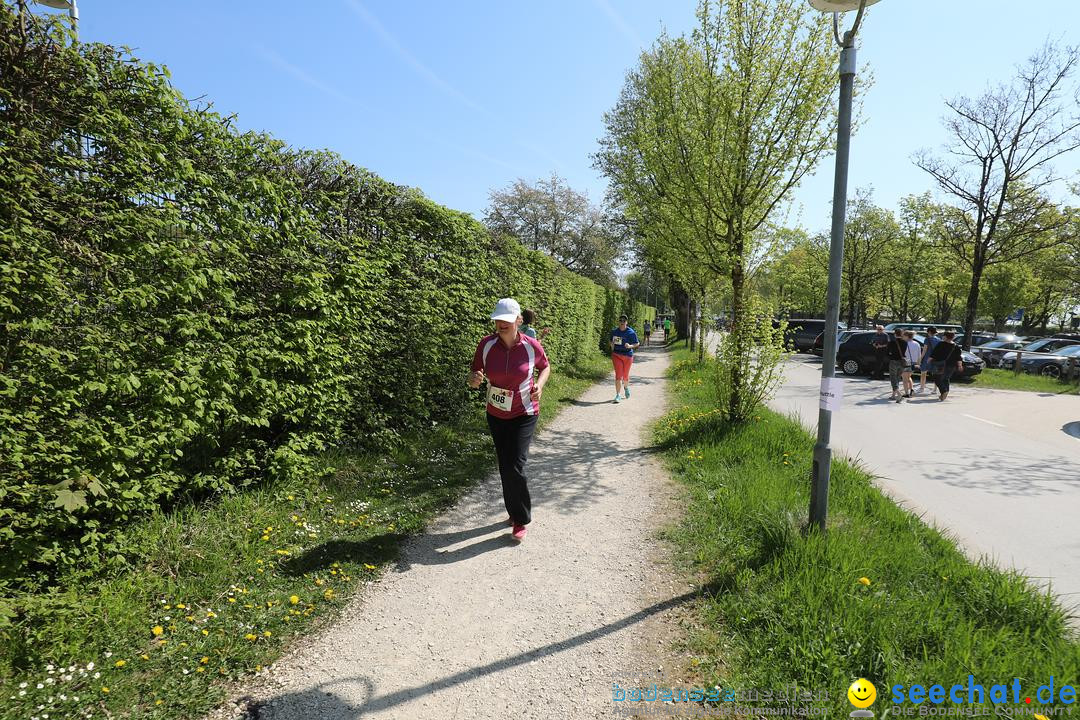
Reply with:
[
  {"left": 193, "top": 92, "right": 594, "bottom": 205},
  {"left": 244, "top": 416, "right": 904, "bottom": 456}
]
[{"left": 54, "top": 488, "right": 89, "bottom": 512}]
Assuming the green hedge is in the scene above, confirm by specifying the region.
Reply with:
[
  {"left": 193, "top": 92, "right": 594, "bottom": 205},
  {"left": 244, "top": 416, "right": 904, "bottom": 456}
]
[{"left": 0, "top": 5, "right": 653, "bottom": 590}]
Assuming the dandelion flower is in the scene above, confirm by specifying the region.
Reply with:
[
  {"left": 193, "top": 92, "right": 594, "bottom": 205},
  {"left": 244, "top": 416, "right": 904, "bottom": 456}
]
[
  {"left": 858, "top": 577, "right": 871, "bottom": 586},
  {"left": 200, "top": 657, "right": 209, "bottom": 664},
  {"left": 263, "top": 631, "right": 272, "bottom": 637},
  {"left": 151, "top": 625, "right": 164, "bottom": 636},
  {"left": 196, "top": 667, "right": 205, "bottom": 673},
  {"left": 175, "top": 603, "right": 186, "bottom": 609},
  {"left": 244, "top": 633, "right": 257, "bottom": 641},
  {"left": 140, "top": 654, "right": 149, "bottom": 661},
  {"left": 363, "top": 564, "right": 376, "bottom": 571},
  {"left": 290, "top": 595, "right": 300, "bottom": 605},
  {"left": 114, "top": 660, "right": 126, "bottom": 668},
  {"left": 101, "top": 687, "right": 109, "bottom": 694}
]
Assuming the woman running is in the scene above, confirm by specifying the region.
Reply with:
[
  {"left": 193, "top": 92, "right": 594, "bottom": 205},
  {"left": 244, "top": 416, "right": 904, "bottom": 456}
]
[
  {"left": 468, "top": 298, "right": 550, "bottom": 540},
  {"left": 609, "top": 314, "right": 639, "bottom": 403}
]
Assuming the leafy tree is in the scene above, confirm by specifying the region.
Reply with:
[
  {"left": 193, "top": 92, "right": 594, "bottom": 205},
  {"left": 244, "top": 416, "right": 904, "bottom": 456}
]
[
  {"left": 838, "top": 188, "right": 897, "bottom": 326},
  {"left": 914, "top": 41, "right": 1080, "bottom": 347},
  {"left": 879, "top": 193, "right": 946, "bottom": 322},
  {"left": 596, "top": 0, "right": 838, "bottom": 418},
  {"left": 981, "top": 262, "right": 1036, "bottom": 333},
  {"left": 483, "top": 173, "right": 626, "bottom": 285}
]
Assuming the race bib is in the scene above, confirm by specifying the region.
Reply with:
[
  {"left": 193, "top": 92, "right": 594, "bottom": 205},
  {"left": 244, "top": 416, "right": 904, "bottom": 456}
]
[
  {"left": 612, "top": 336, "right": 623, "bottom": 346},
  {"left": 486, "top": 385, "right": 515, "bottom": 412}
]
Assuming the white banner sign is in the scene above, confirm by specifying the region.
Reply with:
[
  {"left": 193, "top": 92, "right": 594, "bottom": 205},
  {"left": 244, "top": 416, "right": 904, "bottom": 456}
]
[{"left": 819, "top": 377, "right": 844, "bottom": 411}]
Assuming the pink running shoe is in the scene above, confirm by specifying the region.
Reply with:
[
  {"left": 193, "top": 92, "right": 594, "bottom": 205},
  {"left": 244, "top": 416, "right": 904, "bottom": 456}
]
[{"left": 511, "top": 524, "right": 527, "bottom": 540}]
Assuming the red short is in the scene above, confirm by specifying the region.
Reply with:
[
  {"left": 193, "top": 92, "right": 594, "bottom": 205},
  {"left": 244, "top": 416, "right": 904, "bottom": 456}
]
[{"left": 612, "top": 352, "right": 633, "bottom": 382}]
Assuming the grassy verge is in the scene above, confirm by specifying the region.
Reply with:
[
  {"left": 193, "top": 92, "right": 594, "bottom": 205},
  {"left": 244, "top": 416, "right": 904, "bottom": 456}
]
[
  {"left": 965, "top": 368, "right": 1080, "bottom": 394},
  {"left": 656, "top": 348, "right": 1079, "bottom": 715},
  {"left": 0, "top": 352, "right": 612, "bottom": 720}
]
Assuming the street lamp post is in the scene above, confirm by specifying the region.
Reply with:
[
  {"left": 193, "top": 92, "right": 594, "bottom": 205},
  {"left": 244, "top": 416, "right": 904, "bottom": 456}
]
[
  {"left": 34, "top": 0, "right": 78, "bottom": 40},
  {"left": 806, "top": 0, "right": 880, "bottom": 532}
]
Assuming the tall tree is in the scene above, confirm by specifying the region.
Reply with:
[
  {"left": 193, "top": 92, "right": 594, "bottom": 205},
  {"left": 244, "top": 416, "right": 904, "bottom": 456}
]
[
  {"left": 596, "top": 0, "right": 838, "bottom": 419},
  {"left": 484, "top": 174, "right": 626, "bottom": 285},
  {"left": 914, "top": 42, "right": 1080, "bottom": 347},
  {"left": 838, "top": 188, "right": 897, "bottom": 326}
]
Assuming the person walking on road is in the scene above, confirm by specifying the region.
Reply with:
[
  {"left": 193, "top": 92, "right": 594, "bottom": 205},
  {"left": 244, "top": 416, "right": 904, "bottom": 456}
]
[
  {"left": 917, "top": 325, "right": 941, "bottom": 395},
  {"left": 887, "top": 328, "right": 907, "bottom": 401},
  {"left": 642, "top": 318, "right": 652, "bottom": 347},
  {"left": 871, "top": 325, "right": 889, "bottom": 380},
  {"left": 468, "top": 298, "right": 551, "bottom": 541},
  {"left": 610, "top": 314, "right": 639, "bottom": 403},
  {"left": 663, "top": 317, "right": 672, "bottom": 341},
  {"left": 902, "top": 330, "right": 920, "bottom": 399},
  {"left": 520, "top": 308, "right": 551, "bottom": 343},
  {"left": 929, "top": 330, "right": 963, "bottom": 401}
]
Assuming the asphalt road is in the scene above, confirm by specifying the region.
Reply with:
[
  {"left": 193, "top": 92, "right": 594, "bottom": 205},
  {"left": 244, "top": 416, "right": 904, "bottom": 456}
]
[{"left": 772, "top": 356, "right": 1080, "bottom": 619}]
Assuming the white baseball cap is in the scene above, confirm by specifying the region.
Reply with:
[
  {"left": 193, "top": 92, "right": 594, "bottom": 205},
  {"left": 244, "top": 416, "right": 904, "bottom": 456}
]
[{"left": 490, "top": 298, "right": 522, "bottom": 323}]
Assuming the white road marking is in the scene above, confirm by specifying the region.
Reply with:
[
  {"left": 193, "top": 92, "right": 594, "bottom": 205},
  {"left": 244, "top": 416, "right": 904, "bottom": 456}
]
[{"left": 962, "top": 413, "right": 1006, "bottom": 428}]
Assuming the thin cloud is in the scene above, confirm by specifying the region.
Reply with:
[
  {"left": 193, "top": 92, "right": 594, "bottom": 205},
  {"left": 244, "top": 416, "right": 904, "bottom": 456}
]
[
  {"left": 342, "top": 0, "right": 567, "bottom": 172},
  {"left": 593, "top": 0, "right": 643, "bottom": 48},
  {"left": 343, "top": 0, "right": 486, "bottom": 114},
  {"left": 256, "top": 46, "right": 361, "bottom": 107}
]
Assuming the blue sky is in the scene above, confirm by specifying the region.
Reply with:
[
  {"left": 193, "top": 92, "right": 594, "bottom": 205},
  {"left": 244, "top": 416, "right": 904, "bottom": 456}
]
[{"left": 51, "top": 1, "right": 1080, "bottom": 239}]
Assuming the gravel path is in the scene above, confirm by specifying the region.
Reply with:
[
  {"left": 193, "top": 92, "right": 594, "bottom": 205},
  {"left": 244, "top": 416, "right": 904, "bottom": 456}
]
[{"left": 212, "top": 344, "right": 692, "bottom": 719}]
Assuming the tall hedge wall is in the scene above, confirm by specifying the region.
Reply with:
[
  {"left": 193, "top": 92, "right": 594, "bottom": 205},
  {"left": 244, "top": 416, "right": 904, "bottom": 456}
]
[{"left": 0, "top": 6, "right": 653, "bottom": 587}]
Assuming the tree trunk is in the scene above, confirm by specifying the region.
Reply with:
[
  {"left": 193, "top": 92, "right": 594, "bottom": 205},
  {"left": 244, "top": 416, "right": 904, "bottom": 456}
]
[
  {"left": 730, "top": 259, "right": 746, "bottom": 420},
  {"left": 697, "top": 299, "right": 707, "bottom": 363},
  {"left": 961, "top": 262, "right": 985, "bottom": 350},
  {"left": 689, "top": 298, "right": 697, "bottom": 351}
]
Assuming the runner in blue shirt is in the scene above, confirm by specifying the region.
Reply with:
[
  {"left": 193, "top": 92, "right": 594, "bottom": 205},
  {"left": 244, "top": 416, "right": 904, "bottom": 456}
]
[{"left": 609, "top": 315, "right": 640, "bottom": 403}]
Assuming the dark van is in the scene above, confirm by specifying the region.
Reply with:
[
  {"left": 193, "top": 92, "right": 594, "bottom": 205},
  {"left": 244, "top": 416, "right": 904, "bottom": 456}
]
[{"left": 783, "top": 319, "right": 846, "bottom": 353}]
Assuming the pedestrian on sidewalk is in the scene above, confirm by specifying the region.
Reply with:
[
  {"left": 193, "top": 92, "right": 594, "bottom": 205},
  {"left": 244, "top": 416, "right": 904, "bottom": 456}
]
[
  {"left": 929, "top": 330, "right": 964, "bottom": 401},
  {"left": 663, "top": 317, "right": 672, "bottom": 340},
  {"left": 642, "top": 318, "right": 652, "bottom": 347},
  {"left": 468, "top": 298, "right": 551, "bottom": 541},
  {"left": 917, "top": 325, "right": 941, "bottom": 394},
  {"left": 521, "top": 308, "right": 551, "bottom": 343},
  {"left": 610, "top": 314, "right": 639, "bottom": 403},
  {"left": 871, "top": 325, "right": 889, "bottom": 380},
  {"left": 902, "top": 330, "right": 920, "bottom": 399},
  {"left": 887, "top": 328, "right": 907, "bottom": 401}
]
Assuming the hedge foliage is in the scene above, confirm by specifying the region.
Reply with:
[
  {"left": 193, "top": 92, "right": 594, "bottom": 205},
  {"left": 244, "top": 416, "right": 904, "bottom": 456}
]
[{"left": 0, "top": 5, "right": 654, "bottom": 590}]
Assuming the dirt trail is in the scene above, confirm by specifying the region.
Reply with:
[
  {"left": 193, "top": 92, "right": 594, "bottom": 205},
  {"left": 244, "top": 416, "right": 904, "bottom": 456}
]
[{"left": 214, "top": 344, "right": 691, "bottom": 719}]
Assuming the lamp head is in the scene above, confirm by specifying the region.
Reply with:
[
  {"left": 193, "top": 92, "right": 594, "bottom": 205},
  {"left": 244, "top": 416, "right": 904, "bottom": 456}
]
[
  {"left": 808, "top": 0, "right": 880, "bottom": 10},
  {"left": 34, "top": 0, "right": 74, "bottom": 8}
]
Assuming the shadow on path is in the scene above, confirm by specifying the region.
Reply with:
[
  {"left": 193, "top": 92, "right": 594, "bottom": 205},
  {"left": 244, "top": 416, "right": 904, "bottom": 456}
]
[{"left": 246, "top": 586, "right": 707, "bottom": 719}]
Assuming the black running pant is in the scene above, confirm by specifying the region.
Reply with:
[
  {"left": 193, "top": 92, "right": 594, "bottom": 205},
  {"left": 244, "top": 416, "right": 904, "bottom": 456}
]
[
  {"left": 487, "top": 412, "right": 538, "bottom": 525},
  {"left": 935, "top": 364, "right": 956, "bottom": 395}
]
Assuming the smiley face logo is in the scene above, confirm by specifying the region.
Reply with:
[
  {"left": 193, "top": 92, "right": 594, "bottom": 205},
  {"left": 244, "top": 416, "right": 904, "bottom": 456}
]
[{"left": 848, "top": 678, "right": 877, "bottom": 709}]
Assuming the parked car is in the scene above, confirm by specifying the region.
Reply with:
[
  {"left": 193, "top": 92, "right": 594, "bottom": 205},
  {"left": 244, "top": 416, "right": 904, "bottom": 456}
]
[
  {"left": 1012, "top": 344, "right": 1080, "bottom": 377},
  {"left": 970, "top": 339, "right": 1027, "bottom": 368},
  {"left": 836, "top": 331, "right": 984, "bottom": 379},
  {"left": 1000, "top": 337, "right": 1080, "bottom": 368},
  {"left": 883, "top": 322, "right": 965, "bottom": 336},
  {"left": 782, "top": 319, "right": 846, "bottom": 353},
  {"left": 811, "top": 328, "right": 860, "bottom": 356},
  {"left": 968, "top": 332, "right": 999, "bottom": 347}
]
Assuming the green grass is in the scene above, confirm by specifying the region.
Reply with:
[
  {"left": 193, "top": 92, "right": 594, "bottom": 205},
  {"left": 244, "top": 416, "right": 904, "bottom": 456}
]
[
  {"left": 0, "top": 352, "right": 612, "bottom": 720},
  {"left": 656, "top": 348, "right": 1079, "bottom": 715},
  {"left": 966, "top": 368, "right": 1080, "bottom": 394}
]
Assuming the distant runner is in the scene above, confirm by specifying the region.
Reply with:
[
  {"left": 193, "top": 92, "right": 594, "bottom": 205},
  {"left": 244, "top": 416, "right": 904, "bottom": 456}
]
[
  {"left": 642, "top": 318, "right": 652, "bottom": 347},
  {"left": 609, "top": 314, "right": 639, "bottom": 403}
]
